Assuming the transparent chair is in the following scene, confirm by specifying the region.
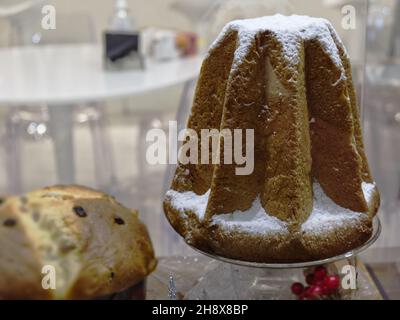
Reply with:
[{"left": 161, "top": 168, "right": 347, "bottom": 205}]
[
  {"left": 3, "top": 8, "right": 116, "bottom": 194},
  {"left": 364, "top": 0, "right": 400, "bottom": 215}
]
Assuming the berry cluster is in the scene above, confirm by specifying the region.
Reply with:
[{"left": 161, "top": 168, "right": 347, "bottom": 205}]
[{"left": 291, "top": 266, "right": 340, "bottom": 300}]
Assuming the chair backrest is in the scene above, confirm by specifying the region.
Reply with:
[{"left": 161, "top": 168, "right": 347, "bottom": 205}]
[{"left": 388, "top": 0, "right": 400, "bottom": 58}]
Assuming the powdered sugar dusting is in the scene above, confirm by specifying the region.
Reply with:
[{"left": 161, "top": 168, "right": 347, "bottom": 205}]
[
  {"left": 211, "top": 197, "right": 288, "bottom": 235},
  {"left": 166, "top": 189, "right": 210, "bottom": 220},
  {"left": 207, "top": 14, "right": 345, "bottom": 81},
  {"left": 300, "top": 183, "right": 365, "bottom": 235},
  {"left": 362, "top": 181, "right": 376, "bottom": 204},
  {"left": 166, "top": 182, "right": 376, "bottom": 236}
]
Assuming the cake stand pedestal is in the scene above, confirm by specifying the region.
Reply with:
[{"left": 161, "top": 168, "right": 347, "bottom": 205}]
[{"left": 157, "top": 216, "right": 381, "bottom": 300}]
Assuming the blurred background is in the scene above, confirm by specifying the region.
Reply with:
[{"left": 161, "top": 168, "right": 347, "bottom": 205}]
[{"left": 0, "top": 0, "right": 399, "bottom": 274}]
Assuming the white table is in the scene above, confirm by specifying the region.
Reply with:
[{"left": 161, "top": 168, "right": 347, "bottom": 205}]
[{"left": 0, "top": 44, "right": 202, "bottom": 189}]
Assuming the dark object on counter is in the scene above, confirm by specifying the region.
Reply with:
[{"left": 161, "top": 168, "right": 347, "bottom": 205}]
[{"left": 104, "top": 31, "right": 144, "bottom": 70}]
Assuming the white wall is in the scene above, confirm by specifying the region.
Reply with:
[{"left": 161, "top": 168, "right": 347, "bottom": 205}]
[
  {"left": 0, "top": 0, "right": 367, "bottom": 54},
  {"left": 0, "top": 0, "right": 193, "bottom": 46}
]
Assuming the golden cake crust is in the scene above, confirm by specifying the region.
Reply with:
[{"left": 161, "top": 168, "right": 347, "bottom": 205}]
[
  {"left": 164, "top": 15, "right": 380, "bottom": 263},
  {"left": 164, "top": 185, "right": 379, "bottom": 262},
  {"left": 0, "top": 185, "right": 157, "bottom": 299}
]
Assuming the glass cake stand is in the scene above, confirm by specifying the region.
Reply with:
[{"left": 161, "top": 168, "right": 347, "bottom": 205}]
[{"left": 181, "top": 217, "right": 381, "bottom": 300}]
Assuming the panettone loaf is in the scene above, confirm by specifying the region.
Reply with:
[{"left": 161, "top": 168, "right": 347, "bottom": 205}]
[
  {"left": 164, "top": 15, "right": 380, "bottom": 263},
  {"left": 0, "top": 185, "right": 156, "bottom": 299}
]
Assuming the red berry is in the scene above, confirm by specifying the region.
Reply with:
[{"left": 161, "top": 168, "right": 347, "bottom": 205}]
[
  {"left": 298, "top": 293, "right": 307, "bottom": 300},
  {"left": 291, "top": 282, "right": 304, "bottom": 295},
  {"left": 320, "top": 284, "right": 332, "bottom": 296},
  {"left": 314, "top": 266, "right": 327, "bottom": 281},
  {"left": 314, "top": 280, "right": 325, "bottom": 286},
  {"left": 304, "top": 286, "right": 312, "bottom": 297},
  {"left": 308, "top": 285, "right": 323, "bottom": 299},
  {"left": 324, "top": 275, "right": 340, "bottom": 290},
  {"left": 306, "top": 273, "right": 315, "bottom": 285}
]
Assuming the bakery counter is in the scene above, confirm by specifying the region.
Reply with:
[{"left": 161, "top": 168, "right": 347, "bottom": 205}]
[
  {"left": 145, "top": 249, "right": 400, "bottom": 300},
  {"left": 360, "top": 247, "right": 400, "bottom": 299}
]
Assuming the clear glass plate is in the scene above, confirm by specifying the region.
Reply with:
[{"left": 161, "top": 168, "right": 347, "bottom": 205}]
[{"left": 190, "top": 216, "right": 381, "bottom": 269}]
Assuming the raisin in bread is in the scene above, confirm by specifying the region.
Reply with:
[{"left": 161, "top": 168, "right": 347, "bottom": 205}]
[{"left": 0, "top": 185, "right": 156, "bottom": 299}]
